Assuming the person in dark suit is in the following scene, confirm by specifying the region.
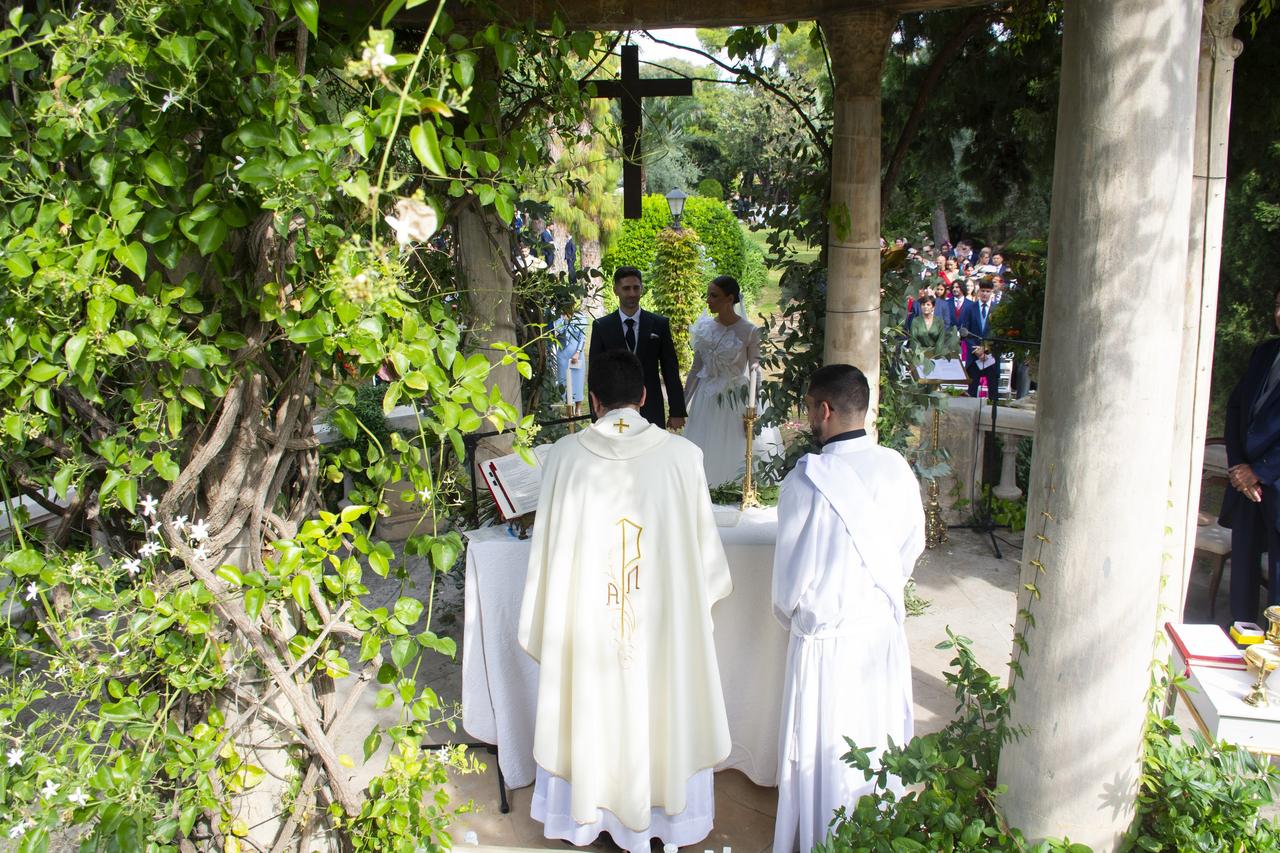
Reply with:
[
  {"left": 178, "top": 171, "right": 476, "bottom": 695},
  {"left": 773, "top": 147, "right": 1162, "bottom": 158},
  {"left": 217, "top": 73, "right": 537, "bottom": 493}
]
[
  {"left": 1221, "top": 287, "right": 1280, "bottom": 621},
  {"left": 958, "top": 281, "right": 999, "bottom": 397},
  {"left": 588, "top": 266, "right": 687, "bottom": 429}
]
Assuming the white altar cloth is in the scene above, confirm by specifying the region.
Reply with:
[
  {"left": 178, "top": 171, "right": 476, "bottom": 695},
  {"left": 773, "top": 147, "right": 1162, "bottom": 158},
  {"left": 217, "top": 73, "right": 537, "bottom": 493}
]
[{"left": 461, "top": 506, "right": 787, "bottom": 790}]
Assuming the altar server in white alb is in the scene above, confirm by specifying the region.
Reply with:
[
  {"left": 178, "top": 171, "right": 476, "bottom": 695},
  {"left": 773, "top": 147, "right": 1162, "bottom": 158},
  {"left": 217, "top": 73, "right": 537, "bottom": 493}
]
[
  {"left": 518, "top": 349, "right": 733, "bottom": 853},
  {"left": 772, "top": 364, "right": 925, "bottom": 853}
]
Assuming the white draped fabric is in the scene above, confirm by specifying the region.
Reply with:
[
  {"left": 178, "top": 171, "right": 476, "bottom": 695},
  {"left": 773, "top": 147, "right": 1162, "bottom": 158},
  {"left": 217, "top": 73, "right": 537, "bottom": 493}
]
[
  {"left": 531, "top": 767, "right": 714, "bottom": 853},
  {"left": 771, "top": 436, "right": 925, "bottom": 853}
]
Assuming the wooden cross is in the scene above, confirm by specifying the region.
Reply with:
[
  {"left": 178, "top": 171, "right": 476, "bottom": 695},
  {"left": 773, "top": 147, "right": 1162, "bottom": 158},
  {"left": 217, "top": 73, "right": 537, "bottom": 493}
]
[
  {"left": 614, "top": 418, "right": 630, "bottom": 434},
  {"left": 589, "top": 44, "right": 694, "bottom": 219}
]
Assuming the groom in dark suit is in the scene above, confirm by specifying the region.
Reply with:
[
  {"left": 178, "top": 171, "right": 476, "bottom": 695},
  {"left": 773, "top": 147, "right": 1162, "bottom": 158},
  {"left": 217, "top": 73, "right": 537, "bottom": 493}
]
[
  {"left": 588, "top": 266, "right": 687, "bottom": 428},
  {"left": 1221, "top": 287, "right": 1280, "bottom": 621}
]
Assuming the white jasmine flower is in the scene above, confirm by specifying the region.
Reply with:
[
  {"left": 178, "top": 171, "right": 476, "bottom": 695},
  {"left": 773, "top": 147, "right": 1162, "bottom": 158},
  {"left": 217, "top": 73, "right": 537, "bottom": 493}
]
[
  {"left": 52, "top": 666, "right": 67, "bottom": 679},
  {"left": 7, "top": 747, "right": 23, "bottom": 766},
  {"left": 418, "top": 487, "right": 432, "bottom": 502},
  {"left": 24, "top": 583, "right": 37, "bottom": 602},
  {"left": 7, "top": 819, "right": 27, "bottom": 839},
  {"left": 122, "top": 558, "right": 141, "bottom": 576},
  {"left": 233, "top": 155, "right": 245, "bottom": 171},
  {"left": 68, "top": 788, "right": 88, "bottom": 807},
  {"left": 139, "top": 541, "right": 161, "bottom": 558},
  {"left": 4, "top": 317, "right": 13, "bottom": 330},
  {"left": 192, "top": 546, "right": 209, "bottom": 563},
  {"left": 362, "top": 42, "right": 395, "bottom": 73},
  {"left": 112, "top": 648, "right": 126, "bottom": 659},
  {"left": 188, "top": 519, "right": 210, "bottom": 543},
  {"left": 173, "top": 515, "right": 188, "bottom": 533},
  {"left": 384, "top": 198, "right": 439, "bottom": 247},
  {"left": 41, "top": 780, "right": 57, "bottom": 799},
  {"left": 160, "top": 91, "right": 179, "bottom": 112},
  {"left": 139, "top": 494, "right": 158, "bottom": 517},
  {"left": 147, "top": 522, "right": 161, "bottom": 536}
]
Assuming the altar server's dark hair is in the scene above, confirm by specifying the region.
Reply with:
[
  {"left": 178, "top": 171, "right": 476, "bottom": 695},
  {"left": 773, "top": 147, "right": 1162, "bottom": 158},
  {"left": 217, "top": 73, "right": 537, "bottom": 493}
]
[
  {"left": 808, "top": 364, "right": 870, "bottom": 417},
  {"left": 589, "top": 350, "right": 645, "bottom": 409}
]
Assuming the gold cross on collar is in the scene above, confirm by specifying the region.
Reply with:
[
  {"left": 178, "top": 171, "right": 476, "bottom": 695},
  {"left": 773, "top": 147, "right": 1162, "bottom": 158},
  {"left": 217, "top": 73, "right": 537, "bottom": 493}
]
[{"left": 613, "top": 418, "right": 630, "bottom": 434}]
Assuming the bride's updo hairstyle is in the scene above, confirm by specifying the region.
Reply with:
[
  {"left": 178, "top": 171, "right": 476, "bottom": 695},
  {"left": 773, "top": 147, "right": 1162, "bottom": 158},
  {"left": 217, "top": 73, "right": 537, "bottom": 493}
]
[{"left": 711, "top": 275, "right": 742, "bottom": 304}]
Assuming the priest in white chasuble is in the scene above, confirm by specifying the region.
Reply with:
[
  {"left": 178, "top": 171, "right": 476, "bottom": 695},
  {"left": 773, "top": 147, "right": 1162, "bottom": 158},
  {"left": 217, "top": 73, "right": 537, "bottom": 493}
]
[
  {"left": 517, "top": 349, "right": 733, "bottom": 853},
  {"left": 772, "top": 364, "right": 925, "bottom": 853}
]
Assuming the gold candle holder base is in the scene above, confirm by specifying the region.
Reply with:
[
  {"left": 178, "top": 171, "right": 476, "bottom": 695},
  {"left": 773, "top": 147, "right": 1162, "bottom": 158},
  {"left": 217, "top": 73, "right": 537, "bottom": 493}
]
[
  {"left": 924, "top": 407, "right": 948, "bottom": 549},
  {"left": 741, "top": 409, "right": 760, "bottom": 510}
]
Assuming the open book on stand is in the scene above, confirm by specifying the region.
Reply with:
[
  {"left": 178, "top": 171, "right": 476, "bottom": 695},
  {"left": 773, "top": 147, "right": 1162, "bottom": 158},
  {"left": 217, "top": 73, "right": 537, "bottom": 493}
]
[{"left": 482, "top": 444, "right": 552, "bottom": 521}]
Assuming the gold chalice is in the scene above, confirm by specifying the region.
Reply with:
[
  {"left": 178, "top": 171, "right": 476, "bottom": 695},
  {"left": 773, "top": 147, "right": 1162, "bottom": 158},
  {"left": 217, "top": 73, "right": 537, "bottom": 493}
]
[
  {"left": 1265, "top": 606, "right": 1280, "bottom": 645},
  {"left": 1244, "top": 643, "right": 1280, "bottom": 707}
]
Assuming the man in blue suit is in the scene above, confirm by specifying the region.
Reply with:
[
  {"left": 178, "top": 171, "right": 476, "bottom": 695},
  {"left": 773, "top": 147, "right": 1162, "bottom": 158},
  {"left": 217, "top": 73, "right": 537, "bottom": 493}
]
[
  {"left": 958, "top": 281, "right": 999, "bottom": 398},
  {"left": 1221, "top": 288, "right": 1280, "bottom": 621}
]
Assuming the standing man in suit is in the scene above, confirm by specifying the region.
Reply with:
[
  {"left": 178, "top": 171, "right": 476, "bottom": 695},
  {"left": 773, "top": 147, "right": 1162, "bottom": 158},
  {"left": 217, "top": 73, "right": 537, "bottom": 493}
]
[
  {"left": 588, "top": 266, "right": 687, "bottom": 429},
  {"left": 1221, "top": 287, "right": 1280, "bottom": 621},
  {"left": 959, "top": 281, "right": 999, "bottom": 398}
]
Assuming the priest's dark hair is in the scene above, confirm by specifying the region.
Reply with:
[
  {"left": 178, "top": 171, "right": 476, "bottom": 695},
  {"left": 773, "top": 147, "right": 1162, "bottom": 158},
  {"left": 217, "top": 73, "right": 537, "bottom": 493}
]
[
  {"left": 808, "top": 364, "right": 870, "bottom": 417},
  {"left": 589, "top": 350, "right": 645, "bottom": 409},
  {"left": 711, "top": 275, "right": 741, "bottom": 304},
  {"left": 613, "top": 265, "right": 643, "bottom": 285}
]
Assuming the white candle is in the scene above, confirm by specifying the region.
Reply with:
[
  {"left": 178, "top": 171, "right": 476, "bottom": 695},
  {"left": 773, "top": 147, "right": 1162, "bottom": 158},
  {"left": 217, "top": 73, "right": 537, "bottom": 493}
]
[{"left": 747, "top": 370, "right": 757, "bottom": 411}]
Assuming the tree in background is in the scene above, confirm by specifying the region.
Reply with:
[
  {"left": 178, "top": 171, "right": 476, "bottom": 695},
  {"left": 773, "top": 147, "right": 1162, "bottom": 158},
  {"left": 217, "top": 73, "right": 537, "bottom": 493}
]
[
  {"left": 879, "top": 7, "right": 1061, "bottom": 246},
  {"left": 1211, "top": 9, "right": 1280, "bottom": 426}
]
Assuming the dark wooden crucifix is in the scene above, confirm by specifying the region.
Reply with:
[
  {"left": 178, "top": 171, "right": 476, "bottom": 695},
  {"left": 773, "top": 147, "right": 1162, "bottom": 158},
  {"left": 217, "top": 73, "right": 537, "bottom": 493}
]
[{"left": 589, "top": 44, "right": 694, "bottom": 219}]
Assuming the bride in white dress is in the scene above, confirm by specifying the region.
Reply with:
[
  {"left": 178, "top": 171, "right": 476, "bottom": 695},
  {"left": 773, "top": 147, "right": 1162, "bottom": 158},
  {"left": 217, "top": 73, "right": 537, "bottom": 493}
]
[{"left": 683, "top": 275, "right": 767, "bottom": 488}]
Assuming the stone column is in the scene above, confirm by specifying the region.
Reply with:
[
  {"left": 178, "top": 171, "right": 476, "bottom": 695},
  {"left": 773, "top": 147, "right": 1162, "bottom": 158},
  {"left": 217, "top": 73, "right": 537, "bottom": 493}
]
[
  {"left": 1165, "top": 0, "right": 1244, "bottom": 617},
  {"left": 995, "top": 1, "right": 1201, "bottom": 848},
  {"left": 821, "top": 11, "right": 896, "bottom": 431}
]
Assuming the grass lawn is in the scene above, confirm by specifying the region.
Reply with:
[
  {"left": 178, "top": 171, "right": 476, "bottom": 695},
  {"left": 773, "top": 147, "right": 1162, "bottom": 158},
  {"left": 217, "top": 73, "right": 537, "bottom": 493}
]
[{"left": 742, "top": 225, "right": 819, "bottom": 324}]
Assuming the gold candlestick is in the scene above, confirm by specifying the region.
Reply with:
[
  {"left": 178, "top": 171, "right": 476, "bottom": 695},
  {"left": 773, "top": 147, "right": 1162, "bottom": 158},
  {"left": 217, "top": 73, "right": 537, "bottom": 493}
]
[
  {"left": 925, "top": 406, "right": 948, "bottom": 548},
  {"left": 741, "top": 409, "right": 760, "bottom": 509}
]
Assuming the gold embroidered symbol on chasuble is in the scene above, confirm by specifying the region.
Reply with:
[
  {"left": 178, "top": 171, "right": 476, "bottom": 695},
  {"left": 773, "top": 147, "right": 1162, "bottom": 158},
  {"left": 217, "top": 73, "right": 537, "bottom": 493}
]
[
  {"left": 613, "top": 418, "right": 630, "bottom": 433},
  {"left": 605, "top": 517, "right": 642, "bottom": 664}
]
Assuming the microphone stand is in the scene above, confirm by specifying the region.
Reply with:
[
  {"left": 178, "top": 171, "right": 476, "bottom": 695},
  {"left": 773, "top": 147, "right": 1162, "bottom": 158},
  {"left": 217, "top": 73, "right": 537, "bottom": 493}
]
[{"left": 950, "top": 334, "right": 1042, "bottom": 559}]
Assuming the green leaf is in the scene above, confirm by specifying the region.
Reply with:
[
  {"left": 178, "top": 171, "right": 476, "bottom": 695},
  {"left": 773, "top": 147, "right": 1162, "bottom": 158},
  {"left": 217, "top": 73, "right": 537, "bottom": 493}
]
[
  {"left": 494, "top": 40, "right": 515, "bottom": 71},
  {"left": 26, "top": 361, "right": 61, "bottom": 382},
  {"left": 1, "top": 549, "right": 45, "bottom": 577},
  {"left": 195, "top": 217, "right": 228, "bottom": 256},
  {"left": 390, "top": 636, "right": 415, "bottom": 670},
  {"left": 393, "top": 597, "right": 422, "bottom": 626},
  {"left": 244, "top": 588, "right": 266, "bottom": 621},
  {"left": 179, "top": 385, "right": 205, "bottom": 409},
  {"left": 290, "top": 574, "right": 311, "bottom": 610},
  {"left": 292, "top": 0, "right": 319, "bottom": 36},
  {"left": 410, "top": 122, "right": 447, "bottom": 176},
  {"left": 116, "top": 477, "right": 137, "bottom": 513},
  {"left": 64, "top": 332, "right": 88, "bottom": 372},
  {"left": 52, "top": 465, "right": 73, "bottom": 500},
  {"left": 236, "top": 121, "right": 276, "bottom": 148},
  {"left": 331, "top": 408, "right": 358, "bottom": 440},
  {"left": 112, "top": 241, "right": 147, "bottom": 278},
  {"left": 215, "top": 564, "right": 244, "bottom": 587},
  {"left": 143, "top": 152, "right": 178, "bottom": 187},
  {"left": 152, "top": 450, "right": 179, "bottom": 481}
]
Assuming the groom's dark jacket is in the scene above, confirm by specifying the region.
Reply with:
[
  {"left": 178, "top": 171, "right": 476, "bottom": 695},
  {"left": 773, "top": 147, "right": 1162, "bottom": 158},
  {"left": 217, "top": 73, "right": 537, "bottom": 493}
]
[{"left": 588, "top": 309, "right": 687, "bottom": 426}]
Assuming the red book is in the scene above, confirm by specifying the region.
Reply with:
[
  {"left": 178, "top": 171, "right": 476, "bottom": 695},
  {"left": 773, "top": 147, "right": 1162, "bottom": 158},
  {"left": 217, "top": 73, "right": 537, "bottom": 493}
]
[{"left": 1165, "top": 622, "right": 1246, "bottom": 675}]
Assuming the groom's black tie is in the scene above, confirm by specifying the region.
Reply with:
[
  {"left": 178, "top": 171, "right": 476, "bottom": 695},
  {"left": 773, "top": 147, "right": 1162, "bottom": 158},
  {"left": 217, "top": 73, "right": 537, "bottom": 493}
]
[{"left": 624, "top": 317, "right": 636, "bottom": 352}]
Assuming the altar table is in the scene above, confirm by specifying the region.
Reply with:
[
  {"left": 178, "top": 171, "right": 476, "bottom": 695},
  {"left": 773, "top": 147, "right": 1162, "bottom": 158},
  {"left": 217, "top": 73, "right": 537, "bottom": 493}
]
[{"left": 461, "top": 506, "right": 787, "bottom": 790}]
